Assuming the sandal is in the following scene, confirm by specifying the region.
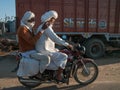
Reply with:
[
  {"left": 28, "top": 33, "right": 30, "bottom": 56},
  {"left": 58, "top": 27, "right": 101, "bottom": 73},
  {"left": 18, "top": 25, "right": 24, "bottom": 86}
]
[{"left": 55, "top": 76, "right": 67, "bottom": 83}]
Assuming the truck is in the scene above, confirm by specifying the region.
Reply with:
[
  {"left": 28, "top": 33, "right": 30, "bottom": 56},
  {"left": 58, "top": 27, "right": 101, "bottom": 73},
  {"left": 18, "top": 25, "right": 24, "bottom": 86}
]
[{"left": 16, "top": 0, "right": 120, "bottom": 58}]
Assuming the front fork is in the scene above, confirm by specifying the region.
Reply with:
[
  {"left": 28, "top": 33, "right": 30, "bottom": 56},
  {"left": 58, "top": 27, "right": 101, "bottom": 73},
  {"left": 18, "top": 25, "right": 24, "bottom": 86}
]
[
  {"left": 71, "top": 58, "right": 94, "bottom": 76},
  {"left": 80, "top": 58, "right": 90, "bottom": 75}
]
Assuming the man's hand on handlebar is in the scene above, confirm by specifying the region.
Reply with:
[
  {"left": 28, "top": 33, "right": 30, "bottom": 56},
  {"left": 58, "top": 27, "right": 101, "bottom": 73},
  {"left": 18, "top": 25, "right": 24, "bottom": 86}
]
[{"left": 67, "top": 44, "right": 73, "bottom": 50}]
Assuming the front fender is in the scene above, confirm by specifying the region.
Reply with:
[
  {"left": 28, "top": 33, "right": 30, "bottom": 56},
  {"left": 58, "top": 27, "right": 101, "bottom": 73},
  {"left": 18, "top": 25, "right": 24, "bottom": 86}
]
[{"left": 82, "top": 58, "right": 95, "bottom": 62}]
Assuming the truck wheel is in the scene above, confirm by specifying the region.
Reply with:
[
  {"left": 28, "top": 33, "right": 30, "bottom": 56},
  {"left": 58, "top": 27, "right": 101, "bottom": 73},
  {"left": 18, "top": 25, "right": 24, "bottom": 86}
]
[{"left": 84, "top": 38, "right": 105, "bottom": 59}]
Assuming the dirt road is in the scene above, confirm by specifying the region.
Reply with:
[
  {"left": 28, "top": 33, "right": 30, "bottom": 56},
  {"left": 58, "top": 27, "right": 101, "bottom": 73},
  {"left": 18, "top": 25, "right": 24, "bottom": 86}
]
[{"left": 0, "top": 51, "right": 120, "bottom": 90}]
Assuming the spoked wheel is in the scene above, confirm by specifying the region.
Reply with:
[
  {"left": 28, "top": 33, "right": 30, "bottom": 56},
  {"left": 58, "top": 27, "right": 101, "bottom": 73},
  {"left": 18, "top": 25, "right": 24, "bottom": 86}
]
[
  {"left": 18, "top": 77, "right": 41, "bottom": 88},
  {"left": 74, "top": 61, "right": 98, "bottom": 85}
]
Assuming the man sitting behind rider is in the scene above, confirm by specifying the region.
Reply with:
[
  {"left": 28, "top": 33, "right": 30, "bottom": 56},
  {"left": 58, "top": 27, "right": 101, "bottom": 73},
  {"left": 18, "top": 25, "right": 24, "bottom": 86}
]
[
  {"left": 17, "top": 11, "right": 50, "bottom": 77},
  {"left": 35, "top": 10, "right": 73, "bottom": 83}
]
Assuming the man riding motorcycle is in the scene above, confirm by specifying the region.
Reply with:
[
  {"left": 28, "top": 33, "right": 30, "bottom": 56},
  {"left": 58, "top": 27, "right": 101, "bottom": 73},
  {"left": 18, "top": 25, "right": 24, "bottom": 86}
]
[{"left": 35, "top": 10, "right": 73, "bottom": 83}]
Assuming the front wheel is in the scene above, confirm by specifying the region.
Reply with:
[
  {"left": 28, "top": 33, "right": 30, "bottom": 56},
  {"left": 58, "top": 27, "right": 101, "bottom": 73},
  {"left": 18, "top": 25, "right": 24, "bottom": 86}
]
[{"left": 74, "top": 60, "right": 98, "bottom": 85}]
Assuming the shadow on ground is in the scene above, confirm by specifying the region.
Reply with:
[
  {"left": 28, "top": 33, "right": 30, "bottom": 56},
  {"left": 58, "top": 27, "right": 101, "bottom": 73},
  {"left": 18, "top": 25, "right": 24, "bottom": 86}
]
[{"left": 2, "top": 84, "right": 86, "bottom": 90}]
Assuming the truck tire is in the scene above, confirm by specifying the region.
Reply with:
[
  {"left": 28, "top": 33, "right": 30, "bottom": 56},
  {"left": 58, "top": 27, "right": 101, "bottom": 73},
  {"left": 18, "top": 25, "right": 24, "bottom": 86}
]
[{"left": 83, "top": 38, "right": 105, "bottom": 59}]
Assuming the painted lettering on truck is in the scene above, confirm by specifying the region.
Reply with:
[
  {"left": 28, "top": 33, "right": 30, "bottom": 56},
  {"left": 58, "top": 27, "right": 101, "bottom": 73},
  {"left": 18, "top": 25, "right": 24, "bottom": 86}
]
[{"left": 64, "top": 18, "right": 107, "bottom": 29}]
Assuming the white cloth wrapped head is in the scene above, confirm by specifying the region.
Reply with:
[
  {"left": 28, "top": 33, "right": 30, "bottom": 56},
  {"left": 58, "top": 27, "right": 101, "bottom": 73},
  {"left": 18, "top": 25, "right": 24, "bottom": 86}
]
[
  {"left": 41, "top": 10, "right": 58, "bottom": 23},
  {"left": 21, "top": 11, "right": 35, "bottom": 31}
]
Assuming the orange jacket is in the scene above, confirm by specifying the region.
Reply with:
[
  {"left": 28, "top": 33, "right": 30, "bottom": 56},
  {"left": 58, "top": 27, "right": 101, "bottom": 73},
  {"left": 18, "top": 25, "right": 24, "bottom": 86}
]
[{"left": 17, "top": 26, "right": 42, "bottom": 52}]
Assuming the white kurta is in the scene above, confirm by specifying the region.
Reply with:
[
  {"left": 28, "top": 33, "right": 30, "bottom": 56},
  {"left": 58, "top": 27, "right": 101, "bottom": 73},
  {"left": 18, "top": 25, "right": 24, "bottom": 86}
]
[
  {"left": 17, "top": 57, "right": 40, "bottom": 77},
  {"left": 35, "top": 25, "right": 69, "bottom": 69},
  {"left": 17, "top": 50, "right": 50, "bottom": 76}
]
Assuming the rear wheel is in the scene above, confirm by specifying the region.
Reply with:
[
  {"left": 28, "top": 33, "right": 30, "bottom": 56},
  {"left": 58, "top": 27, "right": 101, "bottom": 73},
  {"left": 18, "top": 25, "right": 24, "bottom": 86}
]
[
  {"left": 18, "top": 77, "right": 41, "bottom": 88},
  {"left": 74, "top": 61, "right": 98, "bottom": 85},
  {"left": 84, "top": 38, "right": 105, "bottom": 58}
]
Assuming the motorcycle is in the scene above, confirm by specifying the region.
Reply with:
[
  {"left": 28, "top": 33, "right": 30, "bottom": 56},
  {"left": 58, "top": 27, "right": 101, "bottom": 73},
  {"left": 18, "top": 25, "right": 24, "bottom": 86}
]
[{"left": 16, "top": 44, "right": 99, "bottom": 88}]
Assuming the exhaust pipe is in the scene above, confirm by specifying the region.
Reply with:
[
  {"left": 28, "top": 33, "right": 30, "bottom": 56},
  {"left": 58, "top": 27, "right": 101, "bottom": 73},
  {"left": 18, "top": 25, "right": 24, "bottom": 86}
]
[{"left": 19, "top": 79, "right": 40, "bottom": 83}]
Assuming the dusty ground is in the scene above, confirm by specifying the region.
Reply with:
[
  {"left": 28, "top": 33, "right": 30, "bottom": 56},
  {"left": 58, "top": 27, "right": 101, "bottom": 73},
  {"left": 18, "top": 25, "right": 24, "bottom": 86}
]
[{"left": 0, "top": 50, "right": 120, "bottom": 90}]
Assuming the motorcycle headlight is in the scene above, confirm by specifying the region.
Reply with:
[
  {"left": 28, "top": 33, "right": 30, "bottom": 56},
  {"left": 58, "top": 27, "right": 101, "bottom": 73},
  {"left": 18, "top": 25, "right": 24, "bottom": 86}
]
[{"left": 76, "top": 45, "right": 86, "bottom": 54}]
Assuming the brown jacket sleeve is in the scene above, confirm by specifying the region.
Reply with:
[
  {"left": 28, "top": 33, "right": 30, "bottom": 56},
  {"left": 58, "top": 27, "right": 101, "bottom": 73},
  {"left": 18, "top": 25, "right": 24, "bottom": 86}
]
[{"left": 17, "top": 26, "right": 42, "bottom": 46}]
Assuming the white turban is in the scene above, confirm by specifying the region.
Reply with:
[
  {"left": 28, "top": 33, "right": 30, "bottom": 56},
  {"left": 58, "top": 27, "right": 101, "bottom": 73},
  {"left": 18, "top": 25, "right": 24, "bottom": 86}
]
[
  {"left": 21, "top": 11, "right": 35, "bottom": 24},
  {"left": 41, "top": 10, "right": 58, "bottom": 22},
  {"left": 21, "top": 11, "right": 35, "bottom": 32}
]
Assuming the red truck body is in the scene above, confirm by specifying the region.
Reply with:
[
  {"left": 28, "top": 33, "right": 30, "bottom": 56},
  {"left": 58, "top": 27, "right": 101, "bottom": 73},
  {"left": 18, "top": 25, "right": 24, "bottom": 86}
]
[
  {"left": 16, "top": 0, "right": 120, "bottom": 33},
  {"left": 16, "top": 0, "right": 120, "bottom": 58}
]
